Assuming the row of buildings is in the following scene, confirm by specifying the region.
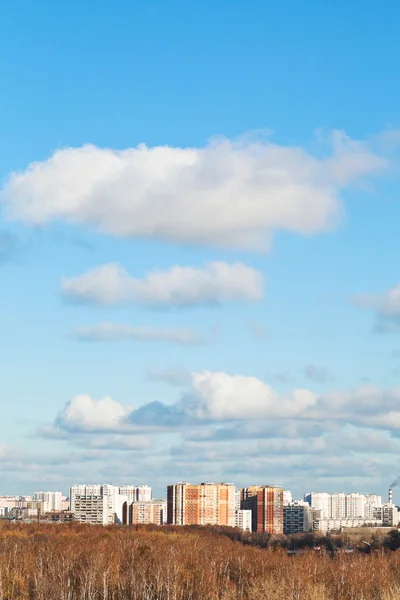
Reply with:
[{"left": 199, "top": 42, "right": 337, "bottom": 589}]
[{"left": 1, "top": 485, "right": 398, "bottom": 535}]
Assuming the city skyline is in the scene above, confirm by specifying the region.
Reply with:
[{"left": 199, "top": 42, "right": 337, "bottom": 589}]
[
  {"left": 2, "top": 482, "right": 399, "bottom": 534},
  {"left": 2, "top": 0, "right": 400, "bottom": 500}
]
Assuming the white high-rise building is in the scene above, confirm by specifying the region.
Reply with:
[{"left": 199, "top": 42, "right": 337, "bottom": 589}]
[
  {"left": 70, "top": 485, "right": 101, "bottom": 512},
  {"left": 330, "top": 493, "right": 346, "bottom": 519},
  {"left": 119, "top": 485, "right": 152, "bottom": 503},
  {"left": 365, "top": 494, "right": 382, "bottom": 505},
  {"left": 235, "top": 489, "right": 241, "bottom": 511},
  {"left": 345, "top": 493, "right": 366, "bottom": 519},
  {"left": 235, "top": 509, "right": 252, "bottom": 531},
  {"left": 283, "top": 490, "right": 293, "bottom": 506},
  {"left": 34, "top": 491, "right": 63, "bottom": 512},
  {"left": 73, "top": 494, "right": 109, "bottom": 525},
  {"left": 70, "top": 484, "right": 126, "bottom": 524},
  {"left": 304, "top": 492, "right": 330, "bottom": 519}
]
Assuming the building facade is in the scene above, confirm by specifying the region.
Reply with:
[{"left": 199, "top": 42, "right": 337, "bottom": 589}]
[
  {"left": 241, "top": 486, "right": 284, "bottom": 534},
  {"left": 34, "top": 491, "right": 63, "bottom": 512},
  {"left": 73, "top": 495, "right": 109, "bottom": 525},
  {"left": 122, "top": 500, "right": 166, "bottom": 525},
  {"left": 167, "top": 482, "right": 236, "bottom": 526},
  {"left": 70, "top": 484, "right": 126, "bottom": 524},
  {"left": 283, "top": 501, "right": 312, "bottom": 534},
  {"left": 119, "top": 485, "right": 152, "bottom": 503},
  {"left": 235, "top": 509, "right": 252, "bottom": 531}
]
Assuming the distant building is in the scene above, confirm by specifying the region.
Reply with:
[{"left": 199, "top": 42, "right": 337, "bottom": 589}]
[
  {"left": 283, "top": 490, "right": 292, "bottom": 505},
  {"left": 73, "top": 495, "right": 109, "bottom": 525},
  {"left": 284, "top": 501, "right": 312, "bottom": 534},
  {"left": 235, "top": 489, "right": 241, "bottom": 511},
  {"left": 304, "top": 492, "right": 330, "bottom": 519},
  {"left": 305, "top": 492, "right": 380, "bottom": 521},
  {"left": 382, "top": 503, "right": 399, "bottom": 527},
  {"left": 241, "top": 486, "right": 284, "bottom": 534},
  {"left": 119, "top": 485, "right": 152, "bottom": 503},
  {"left": 122, "top": 500, "right": 166, "bottom": 525},
  {"left": 0, "top": 496, "right": 21, "bottom": 510},
  {"left": 167, "top": 482, "right": 236, "bottom": 526},
  {"left": 235, "top": 509, "right": 252, "bottom": 531},
  {"left": 70, "top": 484, "right": 126, "bottom": 525},
  {"left": 314, "top": 518, "right": 382, "bottom": 534},
  {"left": 34, "top": 491, "right": 63, "bottom": 512}
]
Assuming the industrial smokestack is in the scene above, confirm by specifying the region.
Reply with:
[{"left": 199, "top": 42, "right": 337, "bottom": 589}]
[{"left": 389, "top": 488, "right": 393, "bottom": 504}]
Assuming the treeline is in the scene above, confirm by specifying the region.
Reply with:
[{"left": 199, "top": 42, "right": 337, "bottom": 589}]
[{"left": 1, "top": 523, "right": 400, "bottom": 599}]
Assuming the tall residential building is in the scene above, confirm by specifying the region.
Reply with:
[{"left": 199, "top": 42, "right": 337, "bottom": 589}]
[
  {"left": 305, "top": 492, "right": 379, "bottom": 521},
  {"left": 70, "top": 485, "right": 102, "bottom": 512},
  {"left": 283, "top": 490, "right": 293, "bottom": 505},
  {"left": 70, "top": 484, "right": 125, "bottom": 524},
  {"left": 122, "top": 500, "right": 166, "bottom": 525},
  {"left": 235, "top": 489, "right": 241, "bottom": 511},
  {"left": 235, "top": 509, "right": 252, "bottom": 531},
  {"left": 167, "top": 482, "right": 236, "bottom": 526},
  {"left": 330, "top": 493, "right": 347, "bottom": 519},
  {"left": 34, "top": 491, "right": 63, "bottom": 512},
  {"left": 382, "top": 503, "right": 399, "bottom": 527},
  {"left": 284, "top": 501, "right": 312, "bottom": 534},
  {"left": 345, "top": 493, "right": 366, "bottom": 519},
  {"left": 304, "top": 492, "right": 331, "bottom": 519},
  {"left": 241, "top": 486, "right": 284, "bottom": 534},
  {"left": 73, "top": 494, "right": 109, "bottom": 525},
  {"left": 119, "top": 485, "right": 152, "bottom": 502}
]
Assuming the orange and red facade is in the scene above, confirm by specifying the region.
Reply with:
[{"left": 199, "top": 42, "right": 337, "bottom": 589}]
[
  {"left": 241, "top": 485, "right": 284, "bottom": 534},
  {"left": 167, "top": 482, "right": 236, "bottom": 526}
]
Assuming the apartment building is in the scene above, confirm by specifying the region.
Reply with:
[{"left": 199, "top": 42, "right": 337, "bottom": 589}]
[
  {"left": 122, "top": 500, "right": 166, "bottom": 525},
  {"left": 305, "top": 492, "right": 382, "bottom": 521},
  {"left": 70, "top": 484, "right": 126, "bottom": 524},
  {"left": 73, "top": 494, "right": 109, "bottom": 525},
  {"left": 241, "top": 486, "right": 284, "bottom": 534},
  {"left": 304, "top": 492, "right": 330, "bottom": 519},
  {"left": 34, "top": 491, "right": 63, "bottom": 512},
  {"left": 167, "top": 482, "right": 236, "bottom": 526},
  {"left": 235, "top": 509, "right": 252, "bottom": 531},
  {"left": 119, "top": 485, "right": 152, "bottom": 502},
  {"left": 283, "top": 501, "right": 312, "bottom": 534}
]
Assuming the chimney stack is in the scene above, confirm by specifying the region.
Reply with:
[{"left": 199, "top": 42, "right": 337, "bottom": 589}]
[{"left": 389, "top": 488, "right": 393, "bottom": 504}]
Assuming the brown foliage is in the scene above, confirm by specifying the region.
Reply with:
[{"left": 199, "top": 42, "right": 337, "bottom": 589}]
[{"left": 0, "top": 523, "right": 399, "bottom": 599}]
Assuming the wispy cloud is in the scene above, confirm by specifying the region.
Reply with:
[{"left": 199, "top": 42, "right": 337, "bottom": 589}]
[
  {"left": 71, "top": 323, "right": 209, "bottom": 346},
  {"left": 61, "top": 261, "right": 265, "bottom": 307}
]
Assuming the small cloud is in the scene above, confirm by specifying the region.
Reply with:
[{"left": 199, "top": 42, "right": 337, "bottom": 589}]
[
  {"left": 72, "top": 323, "right": 207, "bottom": 346},
  {"left": 61, "top": 261, "right": 265, "bottom": 308},
  {"left": 304, "top": 364, "right": 334, "bottom": 383}
]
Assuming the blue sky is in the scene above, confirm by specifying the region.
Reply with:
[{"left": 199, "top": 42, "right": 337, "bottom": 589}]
[{"left": 1, "top": 0, "right": 400, "bottom": 500}]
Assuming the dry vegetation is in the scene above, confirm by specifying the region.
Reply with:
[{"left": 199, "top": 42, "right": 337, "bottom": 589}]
[{"left": 0, "top": 523, "right": 400, "bottom": 599}]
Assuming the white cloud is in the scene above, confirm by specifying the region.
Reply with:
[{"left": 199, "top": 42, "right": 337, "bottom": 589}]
[
  {"left": 46, "top": 373, "right": 400, "bottom": 447},
  {"left": 0, "top": 132, "right": 387, "bottom": 250},
  {"left": 72, "top": 323, "right": 206, "bottom": 345},
  {"left": 61, "top": 261, "right": 264, "bottom": 307},
  {"left": 56, "top": 394, "right": 129, "bottom": 432},
  {"left": 190, "top": 371, "right": 317, "bottom": 420}
]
